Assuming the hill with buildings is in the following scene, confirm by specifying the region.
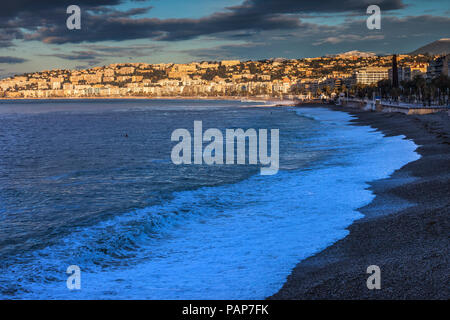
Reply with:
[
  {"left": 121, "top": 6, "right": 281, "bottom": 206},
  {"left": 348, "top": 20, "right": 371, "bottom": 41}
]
[{"left": 0, "top": 54, "right": 438, "bottom": 99}]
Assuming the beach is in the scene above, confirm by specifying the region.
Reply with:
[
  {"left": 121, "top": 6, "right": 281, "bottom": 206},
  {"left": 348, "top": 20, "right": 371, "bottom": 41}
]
[{"left": 270, "top": 106, "right": 450, "bottom": 300}]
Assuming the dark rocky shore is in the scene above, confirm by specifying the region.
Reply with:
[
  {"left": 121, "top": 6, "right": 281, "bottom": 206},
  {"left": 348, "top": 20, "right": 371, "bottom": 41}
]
[{"left": 270, "top": 106, "right": 450, "bottom": 300}]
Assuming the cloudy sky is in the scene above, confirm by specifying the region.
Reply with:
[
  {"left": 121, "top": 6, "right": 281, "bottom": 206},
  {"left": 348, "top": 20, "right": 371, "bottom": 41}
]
[{"left": 0, "top": 0, "right": 449, "bottom": 77}]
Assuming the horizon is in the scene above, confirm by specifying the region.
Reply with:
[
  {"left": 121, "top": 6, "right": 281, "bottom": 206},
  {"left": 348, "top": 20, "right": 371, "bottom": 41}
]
[{"left": 0, "top": 0, "right": 449, "bottom": 78}]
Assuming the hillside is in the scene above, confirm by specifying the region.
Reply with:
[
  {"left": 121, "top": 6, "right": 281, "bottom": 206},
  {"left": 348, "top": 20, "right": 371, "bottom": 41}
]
[{"left": 410, "top": 38, "right": 450, "bottom": 55}]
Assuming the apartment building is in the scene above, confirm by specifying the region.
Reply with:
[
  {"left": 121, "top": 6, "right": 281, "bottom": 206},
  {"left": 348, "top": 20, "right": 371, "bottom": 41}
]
[
  {"left": 427, "top": 54, "right": 450, "bottom": 79},
  {"left": 354, "top": 67, "right": 389, "bottom": 85}
]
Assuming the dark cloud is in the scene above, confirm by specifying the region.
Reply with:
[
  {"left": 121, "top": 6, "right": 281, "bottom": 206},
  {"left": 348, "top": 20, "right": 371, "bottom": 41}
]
[
  {"left": 41, "top": 50, "right": 100, "bottom": 61},
  {"left": 1, "top": 0, "right": 406, "bottom": 45},
  {"left": 39, "top": 44, "right": 164, "bottom": 67},
  {"left": 0, "top": 56, "right": 28, "bottom": 64},
  {"left": 0, "top": 28, "right": 24, "bottom": 47},
  {"left": 181, "top": 14, "right": 450, "bottom": 60},
  {"left": 80, "top": 44, "right": 164, "bottom": 57},
  {"left": 0, "top": 1, "right": 122, "bottom": 19},
  {"left": 24, "top": 10, "right": 301, "bottom": 44},
  {"left": 230, "top": 0, "right": 405, "bottom": 14}
]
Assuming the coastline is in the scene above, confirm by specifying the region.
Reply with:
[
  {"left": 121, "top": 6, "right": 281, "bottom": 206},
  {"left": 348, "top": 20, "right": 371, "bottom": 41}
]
[
  {"left": 0, "top": 95, "right": 292, "bottom": 102},
  {"left": 1, "top": 98, "right": 447, "bottom": 298},
  {"left": 0, "top": 96, "right": 245, "bottom": 100},
  {"left": 270, "top": 106, "right": 450, "bottom": 300},
  {"left": 0, "top": 96, "right": 297, "bottom": 108}
]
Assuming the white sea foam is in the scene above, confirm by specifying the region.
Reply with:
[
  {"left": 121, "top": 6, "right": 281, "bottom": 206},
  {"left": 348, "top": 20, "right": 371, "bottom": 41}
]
[{"left": 2, "top": 108, "right": 420, "bottom": 300}]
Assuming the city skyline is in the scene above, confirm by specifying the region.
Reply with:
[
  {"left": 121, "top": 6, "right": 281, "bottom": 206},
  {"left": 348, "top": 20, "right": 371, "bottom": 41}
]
[
  {"left": 0, "top": 0, "right": 449, "bottom": 78},
  {"left": 1, "top": 53, "right": 439, "bottom": 100}
]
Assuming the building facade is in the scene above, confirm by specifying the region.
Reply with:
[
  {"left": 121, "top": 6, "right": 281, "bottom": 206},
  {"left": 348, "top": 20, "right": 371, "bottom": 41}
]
[{"left": 354, "top": 67, "right": 389, "bottom": 85}]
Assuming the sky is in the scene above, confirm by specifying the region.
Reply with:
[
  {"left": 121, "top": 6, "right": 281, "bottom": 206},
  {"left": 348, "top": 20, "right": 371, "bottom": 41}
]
[{"left": 0, "top": 0, "right": 449, "bottom": 77}]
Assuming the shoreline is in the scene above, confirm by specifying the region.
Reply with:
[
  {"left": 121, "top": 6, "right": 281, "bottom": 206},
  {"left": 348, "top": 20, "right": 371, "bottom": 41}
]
[
  {"left": 1, "top": 98, "right": 447, "bottom": 298},
  {"left": 270, "top": 106, "right": 450, "bottom": 300},
  {"left": 0, "top": 96, "right": 293, "bottom": 102},
  {"left": 0, "top": 96, "right": 296, "bottom": 108},
  {"left": 0, "top": 96, "right": 245, "bottom": 100}
]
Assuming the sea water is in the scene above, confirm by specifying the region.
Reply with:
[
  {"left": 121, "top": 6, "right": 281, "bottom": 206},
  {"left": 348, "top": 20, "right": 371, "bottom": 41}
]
[{"left": 0, "top": 99, "right": 419, "bottom": 299}]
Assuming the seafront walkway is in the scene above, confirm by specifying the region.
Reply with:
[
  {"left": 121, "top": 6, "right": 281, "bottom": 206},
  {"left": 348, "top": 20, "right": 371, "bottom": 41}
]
[{"left": 343, "top": 98, "right": 450, "bottom": 115}]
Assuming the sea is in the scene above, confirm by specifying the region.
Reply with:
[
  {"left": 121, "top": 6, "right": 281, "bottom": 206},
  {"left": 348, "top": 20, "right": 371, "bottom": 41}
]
[{"left": 0, "top": 99, "right": 420, "bottom": 299}]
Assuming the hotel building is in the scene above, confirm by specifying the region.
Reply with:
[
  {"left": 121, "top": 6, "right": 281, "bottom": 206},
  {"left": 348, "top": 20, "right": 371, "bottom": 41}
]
[{"left": 354, "top": 67, "right": 389, "bottom": 85}]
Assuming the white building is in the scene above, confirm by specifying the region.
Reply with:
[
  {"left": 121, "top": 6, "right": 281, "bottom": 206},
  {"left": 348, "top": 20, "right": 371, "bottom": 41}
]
[{"left": 354, "top": 67, "right": 389, "bottom": 85}]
